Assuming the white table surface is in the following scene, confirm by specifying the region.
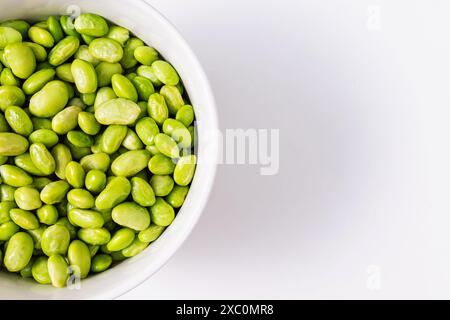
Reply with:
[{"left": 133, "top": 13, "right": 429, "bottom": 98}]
[{"left": 121, "top": 0, "right": 450, "bottom": 299}]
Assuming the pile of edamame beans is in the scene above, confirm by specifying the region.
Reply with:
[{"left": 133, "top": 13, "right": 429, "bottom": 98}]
[{"left": 0, "top": 13, "right": 196, "bottom": 287}]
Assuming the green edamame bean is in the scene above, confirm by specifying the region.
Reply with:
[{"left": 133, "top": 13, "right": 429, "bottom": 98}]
[
  {"left": 10, "top": 208, "right": 39, "bottom": 230},
  {"left": 74, "top": 14, "right": 109, "bottom": 37},
  {"left": 75, "top": 45, "right": 100, "bottom": 66},
  {"left": 132, "top": 76, "right": 155, "bottom": 101},
  {"left": 0, "top": 221, "right": 19, "bottom": 240},
  {"left": 28, "top": 26, "right": 54, "bottom": 48},
  {"left": 95, "top": 62, "right": 123, "bottom": 87},
  {"left": 0, "top": 20, "right": 29, "bottom": 38},
  {"left": 0, "top": 155, "right": 7, "bottom": 165},
  {"left": 67, "top": 240, "right": 91, "bottom": 279},
  {"left": 106, "top": 228, "right": 135, "bottom": 252},
  {"left": 78, "top": 111, "right": 100, "bottom": 136},
  {"left": 66, "top": 141, "right": 91, "bottom": 160},
  {"left": 120, "top": 37, "right": 144, "bottom": 69},
  {"left": 20, "top": 258, "right": 34, "bottom": 278},
  {"left": 131, "top": 177, "right": 155, "bottom": 207},
  {"left": 122, "top": 128, "right": 144, "bottom": 151},
  {"left": 4, "top": 42, "right": 36, "bottom": 79},
  {"left": 138, "top": 224, "right": 165, "bottom": 243},
  {"left": 150, "top": 198, "right": 175, "bottom": 227},
  {"left": 137, "top": 65, "right": 162, "bottom": 87},
  {"left": 29, "top": 129, "right": 59, "bottom": 148},
  {"left": 112, "top": 202, "right": 150, "bottom": 231},
  {"left": 148, "top": 154, "right": 175, "bottom": 175},
  {"left": 111, "top": 74, "right": 138, "bottom": 102},
  {"left": 100, "top": 125, "right": 128, "bottom": 154},
  {"left": 0, "top": 185, "right": 16, "bottom": 201},
  {"left": 89, "top": 38, "right": 123, "bottom": 63},
  {"left": 55, "top": 217, "right": 76, "bottom": 239},
  {"left": 23, "top": 42, "right": 47, "bottom": 63},
  {"left": 22, "top": 68, "right": 55, "bottom": 96},
  {"left": 0, "top": 164, "right": 33, "bottom": 187},
  {"left": 95, "top": 176, "right": 131, "bottom": 210},
  {"left": 65, "top": 161, "right": 85, "bottom": 188},
  {"left": 111, "top": 150, "right": 151, "bottom": 177},
  {"left": 14, "top": 187, "right": 42, "bottom": 210},
  {"left": 52, "top": 106, "right": 82, "bottom": 135},
  {"left": 71, "top": 59, "right": 97, "bottom": 94},
  {"left": 0, "top": 85, "right": 25, "bottom": 111},
  {"left": 163, "top": 119, "right": 191, "bottom": 149},
  {"left": 4, "top": 232, "right": 33, "bottom": 272},
  {"left": 31, "top": 117, "right": 52, "bottom": 130},
  {"left": 5, "top": 106, "right": 33, "bottom": 136},
  {"left": 32, "top": 256, "right": 51, "bottom": 284},
  {"left": 154, "top": 133, "right": 180, "bottom": 158},
  {"left": 165, "top": 185, "right": 190, "bottom": 209},
  {"left": 174, "top": 155, "right": 197, "bottom": 186},
  {"left": 150, "top": 175, "right": 174, "bottom": 197},
  {"left": 148, "top": 93, "right": 169, "bottom": 126},
  {"left": 51, "top": 144, "right": 73, "bottom": 180},
  {"left": 91, "top": 253, "right": 112, "bottom": 273},
  {"left": 40, "top": 180, "right": 70, "bottom": 204},
  {"left": 176, "top": 105, "right": 195, "bottom": 127},
  {"left": 55, "top": 63, "right": 74, "bottom": 82},
  {"left": 0, "top": 201, "right": 16, "bottom": 224},
  {"left": 68, "top": 208, "right": 104, "bottom": 228},
  {"left": 48, "top": 254, "right": 68, "bottom": 288},
  {"left": 33, "top": 177, "right": 52, "bottom": 191},
  {"left": 95, "top": 98, "right": 141, "bottom": 125},
  {"left": 122, "top": 238, "right": 148, "bottom": 257},
  {"left": 93, "top": 86, "right": 116, "bottom": 109},
  {"left": 67, "top": 130, "right": 94, "bottom": 148},
  {"left": 134, "top": 46, "right": 158, "bottom": 66},
  {"left": 106, "top": 26, "right": 129, "bottom": 46},
  {"left": 88, "top": 244, "right": 99, "bottom": 257},
  {"left": 80, "top": 153, "right": 110, "bottom": 172},
  {"left": 0, "top": 26, "right": 22, "bottom": 49},
  {"left": 30, "top": 143, "right": 55, "bottom": 175},
  {"left": 1, "top": 68, "right": 19, "bottom": 86},
  {"left": 152, "top": 60, "right": 179, "bottom": 86},
  {"left": 0, "top": 114, "right": 9, "bottom": 132},
  {"left": 85, "top": 170, "right": 106, "bottom": 194},
  {"left": 48, "top": 36, "right": 80, "bottom": 66},
  {"left": 135, "top": 117, "right": 160, "bottom": 146},
  {"left": 67, "top": 189, "right": 95, "bottom": 209},
  {"left": 41, "top": 224, "right": 70, "bottom": 256},
  {"left": 160, "top": 85, "right": 184, "bottom": 114},
  {"left": 37, "top": 205, "right": 59, "bottom": 225},
  {"left": 27, "top": 225, "right": 45, "bottom": 249},
  {"left": 29, "top": 80, "right": 69, "bottom": 117},
  {"left": 77, "top": 228, "right": 111, "bottom": 245},
  {"left": 59, "top": 16, "right": 80, "bottom": 38},
  {"left": 47, "top": 16, "right": 64, "bottom": 42}
]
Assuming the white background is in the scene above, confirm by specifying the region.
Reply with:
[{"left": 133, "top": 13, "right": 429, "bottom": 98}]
[{"left": 122, "top": 0, "right": 450, "bottom": 299}]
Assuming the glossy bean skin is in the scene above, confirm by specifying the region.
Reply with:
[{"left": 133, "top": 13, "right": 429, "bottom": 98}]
[
  {"left": 138, "top": 224, "right": 165, "bottom": 243},
  {"left": 122, "top": 238, "right": 148, "bottom": 257},
  {"left": 51, "top": 144, "right": 73, "bottom": 179},
  {"left": 100, "top": 125, "right": 128, "bottom": 154},
  {"left": 160, "top": 85, "right": 184, "bottom": 115},
  {"left": 74, "top": 14, "right": 109, "bottom": 37},
  {"left": 0, "top": 201, "right": 16, "bottom": 224},
  {"left": 154, "top": 133, "right": 180, "bottom": 159},
  {"left": 67, "top": 240, "right": 90, "bottom": 279},
  {"left": 150, "top": 198, "right": 175, "bottom": 227},
  {"left": 29, "top": 81, "right": 69, "bottom": 118},
  {"left": 0, "top": 132, "right": 29, "bottom": 156},
  {"left": 131, "top": 177, "right": 156, "bottom": 207},
  {"left": 65, "top": 161, "right": 85, "bottom": 188},
  {"left": 41, "top": 224, "right": 70, "bottom": 256},
  {"left": 78, "top": 111, "right": 100, "bottom": 135},
  {"left": 0, "top": 26, "right": 22, "bottom": 49},
  {"left": 22, "top": 69, "right": 55, "bottom": 95},
  {"left": 9, "top": 208, "right": 39, "bottom": 230},
  {"left": 80, "top": 153, "right": 110, "bottom": 172},
  {"left": 162, "top": 119, "right": 191, "bottom": 149},
  {"left": 91, "top": 254, "right": 112, "bottom": 273},
  {"left": 77, "top": 228, "right": 111, "bottom": 245},
  {"left": 111, "top": 150, "right": 151, "bottom": 177},
  {"left": 4, "top": 42, "right": 36, "bottom": 79},
  {"left": 5, "top": 106, "right": 33, "bottom": 136},
  {"left": 148, "top": 154, "right": 175, "bottom": 175},
  {"left": 176, "top": 105, "right": 195, "bottom": 127},
  {"left": 48, "top": 254, "right": 69, "bottom": 288},
  {"left": 29, "top": 143, "right": 56, "bottom": 175},
  {"left": 134, "top": 46, "right": 158, "bottom": 66},
  {"left": 120, "top": 37, "right": 143, "bottom": 69},
  {"left": 67, "top": 189, "right": 95, "bottom": 209},
  {"left": 31, "top": 256, "right": 51, "bottom": 284},
  {"left": 147, "top": 93, "right": 169, "bottom": 126},
  {"left": 0, "top": 221, "right": 20, "bottom": 241},
  {"left": 85, "top": 170, "right": 106, "bottom": 194},
  {"left": 47, "top": 16, "right": 64, "bottom": 42},
  {"left": 52, "top": 106, "right": 82, "bottom": 135},
  {"left": 48, "top": 36, "right": 80, "bottom": 66},
  {"left": 166, "top": 185, "right": 190, "bottom": 208},
  {"left": 111, "top": 74, "right": 138, "bottom": 102},
  {"left": 0, "top": 85, "right": 25, "bottom": 112},
  {"left": 40, "top": 180, "right": 70, "bottom": 204},
  {"left": 37, "top": 205, "right": 59, "bottom": 225},
  {"left": 95, "top": 176, "right": 131, "bottom": 210},
  {"left": 152, "top": 60, "right": 179, "bottom": 86},
  {"left": 68, "top": 208, "right": 104, "bottom": 228},
  {"left": 135, "top": 117, "right": 160, "bottom": 146},
  {"left": 174, "top": 155, "right": 197, "bottom": 186},
  {"left": 106, "top": 228, "right": 135, "bottom": 252},
  {"left": 89, "top": 38, "right": 123, "bottom": 63},
  {"left": 0, "top": 164, "right": 33, "bottom": 187},
  {"left": 71, "top": 59, "right": 97, "bottom": 94},
  {"left": 14, "top": 187, "right": 42, "bottom": 210},
  {"left": 29, "top": 129, "right": 59, "bottom": 148},
  {"left": 4, "top": 232, "right": 34, "bottom": 272},
  {"left": 122, "top": 128, "right": 143, "bottom": 151},
  {"left": 95, "top": 98, "right": 141, "bottom": 125},
  {"left": 149, "top": 175, "right": 174, "bottom": 197},
  {"left": 111, "top": 202, "right": 150, "bottom": 231}
]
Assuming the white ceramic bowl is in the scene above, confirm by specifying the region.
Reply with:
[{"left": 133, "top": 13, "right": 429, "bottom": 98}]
[{"left": 0, "top": 0, "right": 218, "bottom": 299}]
